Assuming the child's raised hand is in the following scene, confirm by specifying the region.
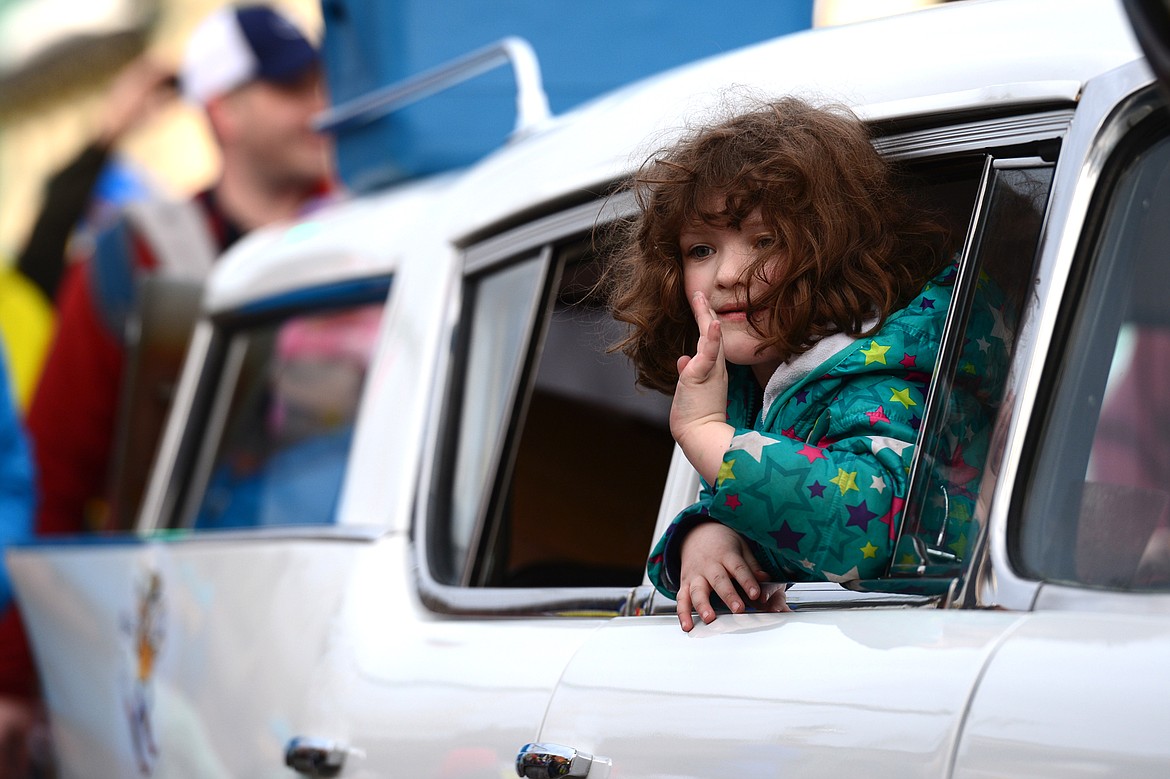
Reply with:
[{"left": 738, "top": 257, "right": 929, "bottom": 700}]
[
  {"left": 671, "top": 291, "right": 734, "bottom": 485},
  {"left": 676, "top": 521, "right": 778, "bottom": 632}
]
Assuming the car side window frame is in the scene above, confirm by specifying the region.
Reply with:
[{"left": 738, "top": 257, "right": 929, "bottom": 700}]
[
  {"left": 892, "top": 156, "right": 1055, "bottom": 579},
  {"left": 1013, "top": 89, "right": 1170, "bottom": 598},
  {"left": 140, "top": 275, "right": 393, "bottom": 532},
  {"left": 415, "top": 109, "right": 1078, "bottom": 619},
  {"left": 414, "top": 196, "right": 661, "bottom": 617},
  {"left": 966, "top": 62, "right": 1170, "bottom": 613}
]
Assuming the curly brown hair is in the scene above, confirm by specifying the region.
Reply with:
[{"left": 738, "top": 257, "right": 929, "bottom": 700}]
[{"left": 606, "top": 97, "right": 948, "bottom": 394}]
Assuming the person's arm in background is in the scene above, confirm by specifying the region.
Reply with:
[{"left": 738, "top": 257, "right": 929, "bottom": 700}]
[{"left": 15, "top": 56, "right": 175, "bottom": 302}]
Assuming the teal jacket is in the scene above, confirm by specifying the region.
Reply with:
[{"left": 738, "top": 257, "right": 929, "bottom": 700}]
[{"left": 648, "top": 264, "right": 1008, "bottom": 598}]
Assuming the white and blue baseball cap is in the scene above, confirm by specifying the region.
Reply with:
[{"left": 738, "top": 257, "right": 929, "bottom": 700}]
[{"left": 179, "top": 3, "right": 319, "bottom": 104}]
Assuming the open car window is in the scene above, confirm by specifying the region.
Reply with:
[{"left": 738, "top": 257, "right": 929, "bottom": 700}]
[
  {"left": 425, "top": 208, "right": 675, "bottom": 599},
  {"left": 420, "top": 114, "right": 1069, "bottom": 615}
]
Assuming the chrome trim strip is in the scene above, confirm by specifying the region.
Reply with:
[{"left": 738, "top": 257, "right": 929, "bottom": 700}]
[
  {"left": 645, "top": 582, "right": 944, "bottom": 616},
  {"left": 874, "top": 110, "right": 1073, "bottom": 161},
  {"left": 462, "top": 194, "right": 636, "bottom": 274},
  {"left": 136, "top": 321, "right": 214, "bottom": 532}
]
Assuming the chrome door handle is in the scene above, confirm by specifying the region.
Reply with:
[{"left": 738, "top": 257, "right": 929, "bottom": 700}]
[
  {"left": 515, "top": 742, "right": 594, "bottom": 778},
  {"left": 285, "top": 736, "right": 349, "bottom": 777}
]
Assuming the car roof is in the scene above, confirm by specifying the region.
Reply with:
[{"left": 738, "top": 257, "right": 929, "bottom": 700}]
[
  {"left": 208, "top": 0, "right": 1140, "bottom": 311},
  {"left": 444, "top": 0, "right": 1140, "bottom": 241}
]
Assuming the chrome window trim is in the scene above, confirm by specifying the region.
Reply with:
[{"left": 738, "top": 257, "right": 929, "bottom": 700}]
[
  {"left": 874, "top": 109, "right": 1073, "bottom": 161},
  {"left": 462, "top": 194, "right": 636, "bottom": 275},
  {"left": 970, "top": 61, "right": 1160, "bottom": 611},
  {"left": 646, "top": 582, "right": 946, "bottom": 616},
  {"left": 174, "top": 335, "right": 251, "bottom": 529},
  {"left": 896, "top": 157, "right": 1055, "bottom": 595},
  {"left": 137, "top": 320, "right": 216, "bottom": 532},
  {"left": 895, "top": 155, "right": 995, "bottom": 575},
  {"left": 457, "top": 247, "right": 554, "bottom": 587}
]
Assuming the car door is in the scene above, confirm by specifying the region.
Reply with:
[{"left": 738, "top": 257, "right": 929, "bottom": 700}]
[
  {"left": 525, "top": 108, "right": 1067, "bottom": 778},
  {"left": 952, "top": 61, "right": 1170, "bottom": 778},
  {"left": 9, "top": 273, "right": 396, "bottom": 777}
]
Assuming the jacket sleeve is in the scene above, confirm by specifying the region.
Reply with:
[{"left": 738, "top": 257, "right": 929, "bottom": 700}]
[{"left": 16, "top": 143, "right": 111, "bottom": 301}]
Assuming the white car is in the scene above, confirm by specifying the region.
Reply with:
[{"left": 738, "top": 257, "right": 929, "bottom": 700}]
[{"left": 11, "top": 0, "right": 1170, "bottom": 776}]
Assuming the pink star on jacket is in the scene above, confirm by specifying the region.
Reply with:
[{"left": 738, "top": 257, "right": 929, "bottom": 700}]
[
  {"left": 725, "top": 494, "right": 742, "bottom": 510},
  {"left": 867, "top": 406, "right": 889, "bottom": 426},
  {"left": 878, "top": 496, "right": 906, "bottom": 540},
  {"left": 798, "top": 444, "right": 826, "bottom": 463},
  {"left": 900, "top": 353, "right": 917, "bottom": 369}
]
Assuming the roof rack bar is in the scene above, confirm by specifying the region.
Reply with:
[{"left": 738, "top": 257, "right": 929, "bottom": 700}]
[{"left": 314, "top": 36, "right": 551, "bottom": 137}]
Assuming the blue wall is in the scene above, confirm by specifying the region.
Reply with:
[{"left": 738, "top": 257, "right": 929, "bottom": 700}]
[{"left": 319, "top": 1, "right": 813, "bottom": 191}]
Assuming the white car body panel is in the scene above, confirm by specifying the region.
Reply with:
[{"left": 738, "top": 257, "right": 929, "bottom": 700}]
[{"left": 954, "top": 612, "right": 1170, "bottom": 777}]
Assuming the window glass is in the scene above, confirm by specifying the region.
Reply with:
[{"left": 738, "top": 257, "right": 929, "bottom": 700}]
[
  {"left": 894, "top": 164, "right": 1053, "bottom": 577},
  {"left": 1020, "top": 121, "right": 1170, "bottom": 590},
  {"left": 445, "top": 254, "right": 548, "bottom": 582},
  {"left": 476, "top": 257, "right": 674, "bottom": 588},
  {"left": 187, "top": 303, "right": 383, "bottom": 529}
]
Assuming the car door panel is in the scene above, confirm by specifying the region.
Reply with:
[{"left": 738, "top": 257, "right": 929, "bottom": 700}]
[
  {"left": 10, "top": 533, "right": 373, "bottom": 776},
  {"left": 10, "top": 533, "right": 612, "bottom": 778},
  {"left": 953, "top": 610, "right": 1170, "bottom": 777},
  {"left": 537, "top": 609, "right": 1023, "bottom": 779}
]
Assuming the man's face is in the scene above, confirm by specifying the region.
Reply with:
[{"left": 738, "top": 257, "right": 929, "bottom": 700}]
[{"left": 224, "top": 68, "right": 332, "bottom": 191}]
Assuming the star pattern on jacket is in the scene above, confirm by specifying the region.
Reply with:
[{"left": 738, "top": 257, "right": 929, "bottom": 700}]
[{"left": 648, "top": 263, "right": 1012, "bottom": 597}]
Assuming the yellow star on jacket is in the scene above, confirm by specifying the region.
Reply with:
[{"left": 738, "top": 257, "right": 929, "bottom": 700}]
[{"left": 861, "top": 340, "right": 891, "bottom": 364}]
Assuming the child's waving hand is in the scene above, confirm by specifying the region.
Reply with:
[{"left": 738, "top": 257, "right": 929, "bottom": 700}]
[{"left": 671, "top": 291, "right": 734, "bottom": 486}]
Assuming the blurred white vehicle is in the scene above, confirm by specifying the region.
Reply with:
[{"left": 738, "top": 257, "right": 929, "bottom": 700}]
[{"left": 11, "top": 0, "right": 1170, "bottom": 776}]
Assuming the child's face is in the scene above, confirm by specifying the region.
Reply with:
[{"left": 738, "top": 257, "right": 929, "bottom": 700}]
[{"left": 680, "top": 209, "right": 785, "bottom": 381}]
